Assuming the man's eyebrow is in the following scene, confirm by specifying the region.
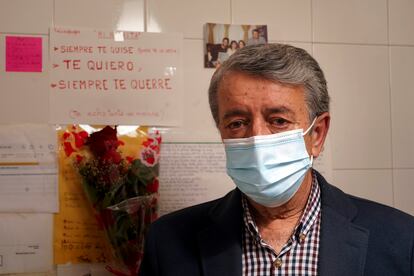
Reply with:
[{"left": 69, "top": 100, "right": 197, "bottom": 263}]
[
  {"left": 222, "top": 109, "right": 250, "bottom": 120},
  {"left": 264, "top": 106, "right": 295, "bottom": 115},
  {"left": 221, "top": 106, "right": 294, "bottom": 121}
]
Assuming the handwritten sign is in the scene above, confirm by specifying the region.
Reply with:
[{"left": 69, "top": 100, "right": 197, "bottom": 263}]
[
  {"left": 6, "top": 36, "right": 42, "bottom": 72},
  {"left": 50, "top": 27, "right": 183, "bottom": 125}
]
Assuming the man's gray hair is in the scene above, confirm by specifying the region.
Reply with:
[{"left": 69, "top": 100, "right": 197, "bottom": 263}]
[{"left": 208, "top": 43, "right": 329, "bottom": 125}]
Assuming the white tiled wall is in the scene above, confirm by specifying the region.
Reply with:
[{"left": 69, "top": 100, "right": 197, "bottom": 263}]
[
  {"left": 312, "top": 0, "right": 388, "bottom": 44},
  {"left": 389, "top": 0, "right": 414, "bottom": 45},
  {"left": 54, "top": 0, "right": 145, "bottom": 31},
  {"left": 333, "top": 169, "right": 394, "bottom": 207},
  {"left": 232, "top": 0, "right": 312, "bottom": 42},
  {"left": 390, "top": 46, "right": 414, "bottom": 168},
  {"left": 0, "top": 0, "right": 413, "bottom": 217},
  {"left": 0, "top": 0, "right": 53, "bottom": 34},
  {"left": 147, "top": 0, "right": 230, "bottom": 38},
  {"left": 313, "top": 44, "right": 392, "bottom": 169}
]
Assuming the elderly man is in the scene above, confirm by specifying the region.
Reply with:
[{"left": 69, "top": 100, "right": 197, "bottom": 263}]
[{"left": 140, "top": 44, "right": 414, "bottom": 275}]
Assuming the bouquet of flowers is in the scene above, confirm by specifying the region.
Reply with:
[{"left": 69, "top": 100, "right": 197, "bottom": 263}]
[{"left": 61, "top": 125, "right": 161, "bottom": 275}]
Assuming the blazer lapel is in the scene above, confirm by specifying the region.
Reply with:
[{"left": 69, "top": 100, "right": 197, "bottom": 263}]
[
  {"left": 317, "top": 172, "right": 370, "bottom": 276},
  {"left": 196, "top": 173, "right": 370, "bottom": 276},
  {"left": 197, "top": 189, "right": 243, "bottom": 276}
]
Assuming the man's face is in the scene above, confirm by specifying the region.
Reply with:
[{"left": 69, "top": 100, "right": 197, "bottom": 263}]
[
  {"left": 222, "top": 39, "right": 229, "bottom": 47},
  {"left": 252, "top": 30, "right": 259, "bottom": 39},
  {"left": 217, "top": 72, "right": 313, "bottom": 151}
]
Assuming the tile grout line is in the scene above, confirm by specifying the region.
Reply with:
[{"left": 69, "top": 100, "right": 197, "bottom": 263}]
[
  {"left": 230, "top": 0, "right": 233, "bottom": 24},
  {"left": 143, "top": 0, "right": 148, "bottom": 32},
  {"left": 52, "top": 0, "right": 55, "bottom": 28},
  {"left": 310, "top": 0, "right": 314, "bottom": 54},
  {"left": 386, "top": 0, "right": 396, "bottom": 207}
]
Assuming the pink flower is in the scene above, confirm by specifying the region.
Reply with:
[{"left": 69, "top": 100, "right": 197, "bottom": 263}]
[
  {"left": 142, "top": 138, "right": 154, "bottom": 148},
  {"left": 140, "top": 148, "right": 157, "bottom": 167}
]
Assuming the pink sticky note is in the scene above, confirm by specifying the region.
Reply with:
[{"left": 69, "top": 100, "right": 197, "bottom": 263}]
[{"left": 5, "top": 36, "right": 42, "bottom": 72}]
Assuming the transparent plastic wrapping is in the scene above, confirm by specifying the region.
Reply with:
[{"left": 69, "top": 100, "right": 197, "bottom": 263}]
[{"left": 58, "top": 125, "right": 161, "bottom": 275}]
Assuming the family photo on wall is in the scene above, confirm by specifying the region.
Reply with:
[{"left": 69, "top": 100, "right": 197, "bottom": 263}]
[{"left": 204, "top": 23, "right": 268, "bottom": 68}]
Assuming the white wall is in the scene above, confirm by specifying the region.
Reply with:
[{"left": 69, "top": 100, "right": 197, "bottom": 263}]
[{"left": 0, "top": 0, "right": 413, "bottom": 216}]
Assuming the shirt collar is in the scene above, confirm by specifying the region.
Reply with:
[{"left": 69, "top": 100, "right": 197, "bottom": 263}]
[{"left": 242, "top": 170, "right": 321, "bottom": 244}]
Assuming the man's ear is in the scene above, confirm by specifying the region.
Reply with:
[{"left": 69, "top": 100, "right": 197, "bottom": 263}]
[{"left": 310, "top": 112, "right": 330, "bottom": 158}]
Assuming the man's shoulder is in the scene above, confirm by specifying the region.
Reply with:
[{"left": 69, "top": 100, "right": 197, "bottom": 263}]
[
  {"left": 348, "top": 193, "right": 414, "bottom": 230},
  {"left": 155, "top": 197, "right": 220, "bottom": 227},
  {"left": 318, "top": 172, "right": 414, "bottom": 234},
  {"left": 150, "top": 189, "right": 239, "bottom": 234}
]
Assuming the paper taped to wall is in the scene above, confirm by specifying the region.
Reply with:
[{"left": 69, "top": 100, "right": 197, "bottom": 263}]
[
  {"left": 159, "top": 142, "right": 234, "bottom": 216},
  {"left": 0, "top": 124, "right": 58, "bottom": 213},
  {"left": 49, "top": 26, "right": 183, "bottom": 126},
  {"left": 0, "top": 213, "right": 53, "bottom": 274}
]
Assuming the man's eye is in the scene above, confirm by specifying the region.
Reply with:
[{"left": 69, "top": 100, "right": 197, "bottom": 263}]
[
  {"left": 271, "top": 117, "right": 289, "bottom": 127},
  {"left": 227, "top": 120, "right": 246, "bottom": 130}
]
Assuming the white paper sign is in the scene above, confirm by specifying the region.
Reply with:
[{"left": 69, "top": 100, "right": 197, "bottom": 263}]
[{"left": 50, "top": 26, "right": 183, "bottom": 125}]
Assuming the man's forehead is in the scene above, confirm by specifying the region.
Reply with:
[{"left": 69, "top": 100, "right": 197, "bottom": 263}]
[
  {"left": 217, "top": 72, "right": 307, "bottom": 114},
  {"left": 218, "top": 72, "right": 303, "bottom": 94},
  {"left": 222, "top": 105, "right": 296, "bottom": 120}
]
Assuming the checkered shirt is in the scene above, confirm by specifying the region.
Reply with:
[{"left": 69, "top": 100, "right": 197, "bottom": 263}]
[{"left": 242, "top": 172, "right": 321, "bottom": 275}]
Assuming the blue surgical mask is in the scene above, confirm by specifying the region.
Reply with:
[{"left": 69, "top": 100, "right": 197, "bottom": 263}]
[{"left": 223, "top": 118, "right": 316, "bottom": 207}]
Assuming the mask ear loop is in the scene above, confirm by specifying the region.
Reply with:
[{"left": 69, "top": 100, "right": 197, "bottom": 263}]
[
  {"left": 303, "top": 117, "right": 318, "bottom": 136},
  {"left": 303, "top": 117, "right": 317, "bottom": 168}
]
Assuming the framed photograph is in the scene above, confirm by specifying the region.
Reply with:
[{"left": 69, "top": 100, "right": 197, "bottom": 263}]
[{"left": 203, "top": 23, "right": 268, "bottom": 68}]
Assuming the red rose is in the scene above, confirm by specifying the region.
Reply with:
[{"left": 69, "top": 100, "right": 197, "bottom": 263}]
[
  {"left": 102, "top": 150, "right": 122, "bottom": 164},
  {"left": 87, "top": 126, "right": 119, "bottom": 158}
]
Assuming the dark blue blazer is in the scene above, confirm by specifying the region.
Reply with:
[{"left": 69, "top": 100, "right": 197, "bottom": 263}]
[{"left": 140, "top": 171, "right": 414, "bottom": 275}]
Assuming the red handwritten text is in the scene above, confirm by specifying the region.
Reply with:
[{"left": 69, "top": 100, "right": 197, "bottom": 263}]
[
  {"left": 58, "top": 80, "right": 109, "bottom": 90},
  {"left": 87, "top": 60, "right": 134, "bottom": 71},
  {"left": 59, "top": 45, "right": 93, "bottom": 54},
  {"left": 130, "top": 78, "right": 172, "bottom": 90}
]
